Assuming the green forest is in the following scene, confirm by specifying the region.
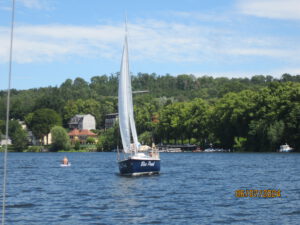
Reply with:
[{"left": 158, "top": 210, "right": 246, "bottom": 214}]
[{"left": 0, "top": 73, "right": 299, "bottom": 152}]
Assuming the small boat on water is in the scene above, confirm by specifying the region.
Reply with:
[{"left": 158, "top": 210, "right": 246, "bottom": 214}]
[
  {"left": 204, "top": 148, "right": 229, "bottom": 152},
  {"left": 278, "top": 144, "right": 294, "bottom": 152},
  {"left": 117, "top": 20, "right": 160, "bottom": 176}
]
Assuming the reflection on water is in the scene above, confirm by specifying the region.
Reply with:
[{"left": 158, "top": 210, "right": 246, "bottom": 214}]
[{"left": 0, "top": 152, "right": 299, "bottom": 224}]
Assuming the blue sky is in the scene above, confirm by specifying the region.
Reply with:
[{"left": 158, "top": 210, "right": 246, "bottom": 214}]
[{"left": 1, "top": 0, "right": 300, "bottom": 90}]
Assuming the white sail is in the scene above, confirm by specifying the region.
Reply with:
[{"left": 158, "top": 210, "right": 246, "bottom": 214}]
[
  {"left": 118, "top": 34, "right": 131, "bottom": 153},
  {"left": 118, "top": 29, "right": 139, "bottom": 153},
  {"left": 127, "top": 68, "right": 139, "bottom": 151}
]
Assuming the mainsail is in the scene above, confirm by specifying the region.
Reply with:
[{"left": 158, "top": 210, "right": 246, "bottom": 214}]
[{"left": 118, "top": 28, "right": 139, "bottom": 153}]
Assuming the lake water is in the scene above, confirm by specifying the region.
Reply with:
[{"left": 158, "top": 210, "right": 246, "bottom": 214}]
[{"left": 0, "top": 152, "right": 299, "bottom": 224}]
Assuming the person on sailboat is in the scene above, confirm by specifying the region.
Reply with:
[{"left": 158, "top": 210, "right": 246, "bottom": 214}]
[{"left": 62, "top": 156, "right": 69, "bottom": 165}]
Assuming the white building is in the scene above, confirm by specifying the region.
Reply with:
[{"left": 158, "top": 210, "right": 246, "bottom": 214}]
[
  {"left": 0, "top": 135, "right": 12, "bottom": 145},
  {"left": 69, "top": 114, "right": 96, "bottom": 130}
]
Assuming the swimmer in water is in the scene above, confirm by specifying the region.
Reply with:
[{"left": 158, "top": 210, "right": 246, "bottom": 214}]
[{"left": 63, "top": 156, "right": 68, "bottom": 165}]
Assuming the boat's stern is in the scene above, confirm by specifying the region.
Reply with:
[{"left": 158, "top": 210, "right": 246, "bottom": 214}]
[{"left": 118, "top": 158, "right": 160, "bottom": 176}]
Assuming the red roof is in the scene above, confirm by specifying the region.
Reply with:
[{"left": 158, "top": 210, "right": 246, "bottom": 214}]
[
  {"left": 68, "top": 129, "right": 97, "bottom": 136},
  {"left": 79, "top": 129, "right": 97, "bottom": 136}
]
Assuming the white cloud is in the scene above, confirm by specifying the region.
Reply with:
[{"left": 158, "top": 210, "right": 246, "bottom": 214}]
[
  {"left": 191, "top": 71, "right": 255, "bottom": 78},
  {"left": 191, "top": 67, "right": 300, "bottom": 79},
  {"left": 0, "top": 19, "right": 298, "bottom": 64},
  {"left": 225, "top": 48, "right": 290, "bottom": 57},
  {"left": 273, "top": 67, "right": 300, "bottom": 76},
  {"left": 237, "top": 0, "right": 300, "bottom": 20},
  {"left": 0, "top": 25, "right": 123, "bottom": 63},
  {"left": 18, "top": 0, "right": 50, "bottom": 10},
  {"left": 0, "top": 0, "right": 52, "bottom": 12},
  {"left": 166, "top": 11, "right": 232, "bottom": 23}
]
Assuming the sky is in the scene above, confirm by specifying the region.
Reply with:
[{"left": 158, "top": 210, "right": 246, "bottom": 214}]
[{"left": 1, "top": 0, "right": 300, "bottom": 90}]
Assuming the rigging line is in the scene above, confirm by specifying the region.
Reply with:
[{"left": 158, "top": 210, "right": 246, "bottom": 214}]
[{"left": 2, "top": 0, "right": 16, "bottom": 224}]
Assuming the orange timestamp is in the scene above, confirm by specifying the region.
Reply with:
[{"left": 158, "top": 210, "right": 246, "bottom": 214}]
[{"left": 235, "top": 189, "right": 281, "bottom": 198}]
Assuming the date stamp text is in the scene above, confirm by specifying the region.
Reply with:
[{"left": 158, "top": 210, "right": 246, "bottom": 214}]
[{"left": 235, "top": 189, "right": 281, "bottom": 198}]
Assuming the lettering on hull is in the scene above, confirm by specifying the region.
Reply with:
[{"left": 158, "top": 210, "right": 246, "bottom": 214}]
[{"left": 141, "top": 161, "right": 155, "bottom": 167}]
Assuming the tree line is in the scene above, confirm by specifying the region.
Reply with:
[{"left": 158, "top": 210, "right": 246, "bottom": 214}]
[{"left": 0, "top": 73, "right": 299, "bottom": 152}]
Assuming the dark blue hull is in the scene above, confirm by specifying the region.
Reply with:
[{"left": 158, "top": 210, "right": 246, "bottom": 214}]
[{"left": 118, "top": 159, "right": 160, "bottom": 176}]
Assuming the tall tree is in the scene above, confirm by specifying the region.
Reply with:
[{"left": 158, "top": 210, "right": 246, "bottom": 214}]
[
  {"left": 30, "top": 108, "right": 62, "bottom": 145},
  {"left": 51, "top": 126, "right": 70, "bottom": 151},
  {"left": 0, "top": 120, "right": 28, "bottom": 151},
  {"left": 185, "top": 98, "right": 211, "bottom": 146}
]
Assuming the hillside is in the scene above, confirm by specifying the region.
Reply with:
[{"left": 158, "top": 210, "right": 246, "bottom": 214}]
[{"left": 0, "top": 73, "right": 299, "bottom": 152}]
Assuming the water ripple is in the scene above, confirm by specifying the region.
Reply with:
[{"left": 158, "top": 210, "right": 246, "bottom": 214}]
[
  {"left": 6, "top": 203, "right": 35, "bottom": 208},
  {"left": 1, "top": 152, "right": 299, "bottom": 224}
]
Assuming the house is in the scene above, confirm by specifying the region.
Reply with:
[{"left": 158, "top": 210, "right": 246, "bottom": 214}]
[
  {"left": 68, "top": 129, "right": 97, "bottom": 144},
  {"left": 0, "top": 135, "right": 12, "bottom": 146},
  {"left": 27, "top": 131, "right": 52, "bottom": 145},
  {"left": 27, "top": 131, "right": 38, "bottom": 145},
  {"left": 69, "top": 114, "right": 96, "bottom": 130},
  {"left": 18, "top": 120, "right": 27, "bottom": 130},
  {"left": 105, "top": 113, "right": 118, "bottom": 129},
  {"left": 43, "top": 133, "right": 52, "bottom": 145}
]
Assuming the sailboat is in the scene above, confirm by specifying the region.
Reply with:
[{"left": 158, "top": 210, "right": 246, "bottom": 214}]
[{"left": 117, "top": 22, "right": 160, "bottom": 176}]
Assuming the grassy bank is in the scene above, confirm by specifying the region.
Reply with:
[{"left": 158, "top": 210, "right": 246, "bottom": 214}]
[{"left": 0, "top": 144, "right": 99, "bottom": 152}]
